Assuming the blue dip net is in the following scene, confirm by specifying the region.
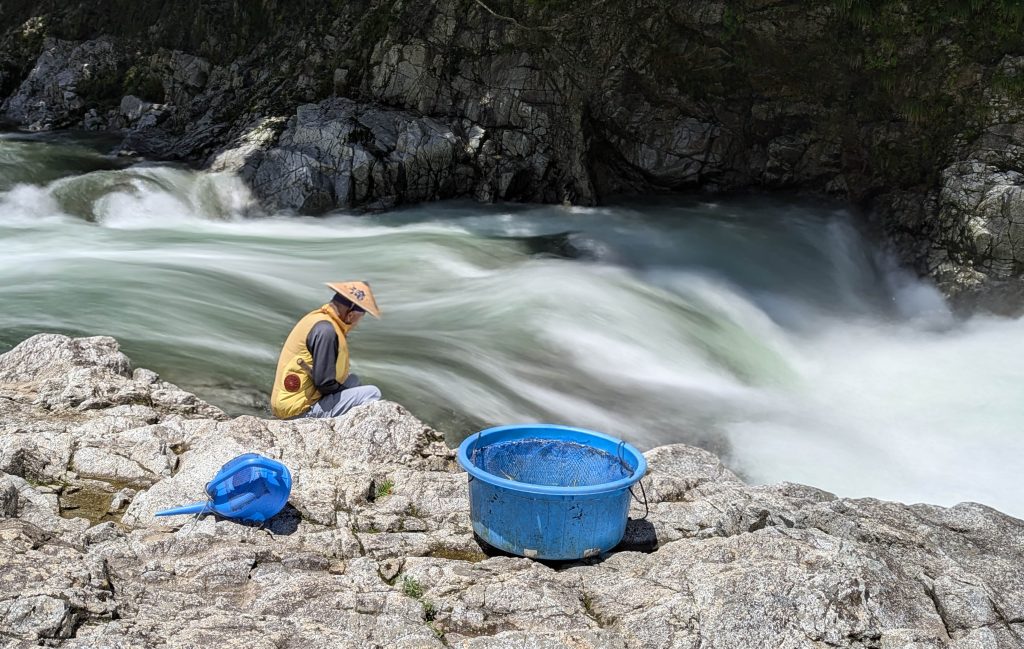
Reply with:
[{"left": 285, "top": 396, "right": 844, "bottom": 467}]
[
  {"left": 472, "top": 438, "right": 634, "bottom": 487},
  {"left": 206, "top": 461, "right": 289, "bottom": 517}
]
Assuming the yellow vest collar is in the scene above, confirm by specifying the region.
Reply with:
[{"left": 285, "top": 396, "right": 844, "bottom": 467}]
[{"left": 318, "top": 304, "right": 352, "bottom": 336}]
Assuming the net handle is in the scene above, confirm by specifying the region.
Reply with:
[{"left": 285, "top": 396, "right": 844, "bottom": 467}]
[
  {"left": 618, "top": 439, "right": 648, "bottom": 518},
  {"left": 616, "top": 440, "right": 638, "bottom": 477},
  {"left": 629, "top": 478, "right": 649, "bottom": 520},
  {"left": 469, "top": 429, "right": 484, "bottom": 465},
  {"left": 471, "top": 429, "right": 481, "bottom": 459}
]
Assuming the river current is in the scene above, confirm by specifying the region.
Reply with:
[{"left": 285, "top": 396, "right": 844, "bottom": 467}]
[{"left": 2, "top": 131, "right": 1022, "bottom": 517}]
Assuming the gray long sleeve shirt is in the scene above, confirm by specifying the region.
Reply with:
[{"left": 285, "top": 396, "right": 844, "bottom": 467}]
[{"left": 306, "top": 321, "right": 344, "bottom": 395}]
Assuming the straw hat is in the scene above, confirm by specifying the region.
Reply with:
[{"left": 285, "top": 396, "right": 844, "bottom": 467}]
[{"left": 325, "top": 281, "right": 381, "bottom": 318}]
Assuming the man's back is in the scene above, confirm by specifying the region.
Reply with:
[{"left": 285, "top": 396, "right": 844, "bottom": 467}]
[{"left": 270, "top": 307, "right": 350, "bottom": 419}]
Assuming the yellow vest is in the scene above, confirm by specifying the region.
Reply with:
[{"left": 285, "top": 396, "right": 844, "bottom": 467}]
[{"left": 271, "top": 305, "right": 351, "bottom": 419}]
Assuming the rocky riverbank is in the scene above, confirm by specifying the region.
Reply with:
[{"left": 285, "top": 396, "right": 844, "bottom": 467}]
[
  {"left": 1, "top": 333, "right": 1022, "bottom": 647},
  {"left": 4, "top": 2, "right": 1024, "bottom": 309}
]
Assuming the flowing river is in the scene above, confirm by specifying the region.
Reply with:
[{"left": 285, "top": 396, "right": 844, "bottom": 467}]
[{"left": 2, "top": 131, "right": 1023, "bottom": 517}]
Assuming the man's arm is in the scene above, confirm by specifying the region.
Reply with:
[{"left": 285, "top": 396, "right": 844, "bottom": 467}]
[{"left": 306, "top": 321, "right": 344, "bottom": 395}]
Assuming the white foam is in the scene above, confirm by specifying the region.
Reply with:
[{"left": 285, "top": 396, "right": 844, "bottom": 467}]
[
  {"left": 3, "top": 146, "right": 1024, "bottom": 517},
  {"left": 726, "top": 315, "right": 1024, "bottom": 515},
  {"left": 0, "top": 183, "right": 73, "bottom": 226}
]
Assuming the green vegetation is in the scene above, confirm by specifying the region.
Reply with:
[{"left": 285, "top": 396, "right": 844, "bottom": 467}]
[
  {"left": 836, "top": 0, "right": 1024, "bottom": 59},
  {"left": 123, "top": 64, "right": 164, "bottom": 102},
  {"left": 357, "top": 2, "right": 397, "bottom": 46},
  {"left": 428, "top": 621, "right": 444, "bottom": 639},
  {"left": 374, "top": 478, "right": 394, "bottom": 500},
  {"left": 6, "top": 0, "right": 1023, "bottom": 205},
  {"left": 524, "top": 0, "right": 574, "bottom": 8},
  {"left": 581, "top": 592, "right": 597, "bottom": 619},
  {"left": 401, "top": 575, "right": 424, "bottom": 599},
  {"left": 627, "top": 0, "right": 1024, "bottom": 191},
  {"left": 990, "top": 68, "right": 1024, "bottom": 102},
  {"left": 422, "top": 599, "right": 437, "bottom": 621},
  {"left": 75, "top": 69, "right": 123, "bottom": 107},
  {"left": 401, "top": 576, "right": 439, "bottom": 629}
]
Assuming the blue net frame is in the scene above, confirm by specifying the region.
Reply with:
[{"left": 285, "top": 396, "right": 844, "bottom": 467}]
[{"left": 471, "top": 438, "right": 634, "bottom": 487}]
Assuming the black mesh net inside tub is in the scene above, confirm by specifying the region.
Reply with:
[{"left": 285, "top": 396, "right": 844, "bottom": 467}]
[{"left": 472, "top": 438, "right": 634, "bottom": 487}]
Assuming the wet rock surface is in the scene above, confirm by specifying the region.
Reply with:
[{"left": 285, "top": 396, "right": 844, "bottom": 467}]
[{"left": 1, "top": 333, "right": 1023, "bottom": 647}]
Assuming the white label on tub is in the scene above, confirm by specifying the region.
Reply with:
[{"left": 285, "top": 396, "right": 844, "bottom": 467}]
[{"left": 523, "top": 549, "right": 538, "bottom": 558}]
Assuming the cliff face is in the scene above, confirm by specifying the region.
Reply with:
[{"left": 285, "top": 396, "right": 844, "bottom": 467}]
[
  {"left": 2, "top": 333, "right": 1024, "bottom": 647},
  {"left": 3, "top": 1, "right": 1024, "bottom": 308}
]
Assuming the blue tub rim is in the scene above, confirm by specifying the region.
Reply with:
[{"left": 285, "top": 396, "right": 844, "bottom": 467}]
[{"left": 457, "top": 423, "right": 647, "bottom": 496}]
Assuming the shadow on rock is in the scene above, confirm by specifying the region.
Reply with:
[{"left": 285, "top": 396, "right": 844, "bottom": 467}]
[
  {"left": 204, "top": 502, "right": 301, "bottom": 535},
  {"left": 252, "top": 502, "right": 301, "bottom": 535},
  {"left": 616, "top": 518, "right": 658, "bottom": 553},
  {"left": 471, "top": 518, "right": 659, "bottom": 568},
  {"left": 473, "top": 532, "right": 516, "bottom": 559}
]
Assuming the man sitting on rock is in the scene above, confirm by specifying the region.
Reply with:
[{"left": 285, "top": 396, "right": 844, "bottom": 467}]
[{"left": 271, "top": 281, "right": 382, "bottom": 419}]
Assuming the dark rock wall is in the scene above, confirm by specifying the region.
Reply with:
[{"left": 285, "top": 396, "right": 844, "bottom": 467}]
[{"left": 4, "top": 1, "right": 1024, "bottom": 306}]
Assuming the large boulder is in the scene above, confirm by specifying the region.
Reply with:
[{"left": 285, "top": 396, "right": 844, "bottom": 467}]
[
  {"left": 1, "top": 333, "right": 1023, "bottom": 647},
  {"left": 2, "top": 37, "right": 125, "bottom": 130},
  {"left": 244, "top": 98, "right": 475, "bottom": 211}
]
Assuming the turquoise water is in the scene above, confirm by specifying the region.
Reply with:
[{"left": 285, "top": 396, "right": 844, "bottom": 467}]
[{"left": 2, "top": 131, "right": 1023, "bottom": 517}]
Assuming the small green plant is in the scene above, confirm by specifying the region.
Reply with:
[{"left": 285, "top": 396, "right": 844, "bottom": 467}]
[
  {"left": 374, "top": 478, "right": 394, "bottom": 500},
  {"left": 428, "top": 621, "right": 444, "bottom": 639},
  {"left": 580, "top": 590, "right": 607, "bottom": 626},
  {"left": 581, "top": 592, "right": 594, "bottom": 614},
  {"left": 402, "top": 575, "right": 424, "bottom": 599},
  {"left": 122, "top": 65, "right": 165, "bottom": 103},
  {"left": 422, "top": 599, "right": 437, "bottom": 621},
  {"left": 75, "top": 70, "right": 123, "bottom": 106}
]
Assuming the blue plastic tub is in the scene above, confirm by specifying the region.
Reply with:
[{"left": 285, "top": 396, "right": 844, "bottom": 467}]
[{"left": 457, "top": 424, "right": 646, "bottom": 560}]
